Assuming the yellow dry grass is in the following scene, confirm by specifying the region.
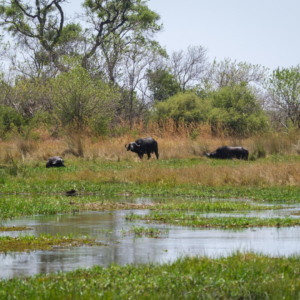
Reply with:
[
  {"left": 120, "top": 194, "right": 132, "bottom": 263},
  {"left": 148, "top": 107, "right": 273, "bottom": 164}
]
[{"left": 1, "top": 121, "right": 300, "bottom": 188}]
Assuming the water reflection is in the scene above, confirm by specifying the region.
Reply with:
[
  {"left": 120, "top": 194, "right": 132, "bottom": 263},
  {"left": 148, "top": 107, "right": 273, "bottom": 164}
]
[{"left": 1, "top": 204, "right": 300, "bottom": 278}]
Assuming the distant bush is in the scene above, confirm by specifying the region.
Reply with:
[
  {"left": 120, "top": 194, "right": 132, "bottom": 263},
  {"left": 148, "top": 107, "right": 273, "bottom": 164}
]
[
  {"left": 0, "top": 106, "right": 26, "bottom": 138},
  {"left": 152, "top": 92, "right": 211, "bottom": 124},
  {"left": 207, "top": 83, "right": 268, "bottom": 135}
]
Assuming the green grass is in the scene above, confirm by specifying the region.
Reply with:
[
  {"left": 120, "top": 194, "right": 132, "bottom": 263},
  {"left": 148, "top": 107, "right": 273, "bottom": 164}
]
[
  {"left": 0, "top": 195, "right": 79, "bottom": 220},
  {"left": 126, "top": 212, "right": 300, "bottom": 228},
  {"left": 0, "top": 157, "right": 300, "bottom": 203},
  {"left": 0, "top": 234, "right": 104, "bottom": 253},
  {"left": 152, "top": 200, "right": 284, "bottom": 211},
  {"left": 0, "top": 194, "right": 287, "bottom": 220},
  {"left": 1, "top": 252, "right": 300, "bottom": 299}
]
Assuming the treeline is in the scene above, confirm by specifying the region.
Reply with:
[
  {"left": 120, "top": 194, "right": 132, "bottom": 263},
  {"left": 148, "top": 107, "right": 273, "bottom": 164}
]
[{"left": 0, "top": 0, "right": 299, "bottom": 140}]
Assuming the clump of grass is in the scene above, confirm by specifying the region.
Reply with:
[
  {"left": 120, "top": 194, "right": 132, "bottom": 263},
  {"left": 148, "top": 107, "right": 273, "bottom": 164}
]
[
  {"left": 1, "top": 253, "right": 300, "bottom": 299},
  {"left": 0, "top": 233, "right": 103, "bottom": 253},
  {"left": 153, "top": 201, "right": 284, "bottom": 212},
  {"left": 0, "top": 195, "right": 79, "bottom": 220},
  {"left": 126, "top": 212, "right": 300, "bottom": 228},
  {"left": 125, "top": 225, "right": 168, "bottom": 238},
  {"left": 0, "top": 226, "right": 32, "bottom": 232}
]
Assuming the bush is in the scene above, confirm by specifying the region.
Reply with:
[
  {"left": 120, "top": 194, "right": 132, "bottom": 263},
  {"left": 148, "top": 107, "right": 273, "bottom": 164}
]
[
  {"left": 207, "top": 83, "right": 269, "bottom": 135},
  {"left": 152, "top": 92, "right": 211, "bottom": 124},
  {"left": 0, "top": 106, "right": 26, "bottom": 138},
  {"left": 50, "top": 63, "right": 119, "bottom": 130}
]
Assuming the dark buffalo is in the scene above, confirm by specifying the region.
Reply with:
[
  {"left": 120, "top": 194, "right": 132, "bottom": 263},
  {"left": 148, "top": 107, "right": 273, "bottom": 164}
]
[
  {"left": 46, "top": 156, "right": 66, "bottom": 168},
  {"left": 206, "top": 146, "right": 248, "bottom": 160},
  {"left": 125, "top": 137, "right": 159, "bottom": 160}
]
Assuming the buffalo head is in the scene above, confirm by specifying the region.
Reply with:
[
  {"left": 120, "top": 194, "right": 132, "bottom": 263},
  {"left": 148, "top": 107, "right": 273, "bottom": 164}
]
[{"left": 125, "top": 142, "right": 140, "bottom": 152}]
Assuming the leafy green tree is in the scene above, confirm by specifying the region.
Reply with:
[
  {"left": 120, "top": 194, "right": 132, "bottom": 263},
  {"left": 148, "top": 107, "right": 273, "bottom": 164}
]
[
  {"left": 266, "top": 65, "right": 300, "bottom": 127},
  {"left": 207, "top": 83, "right": 268, "bottom": 135},
  {"left": 50, "top": 63, "right": 119, "bottom": 129},
  {"left": 0, "top": 0, "right": 162, "bottom": 72},
  {"left": 152, "top": 92, "right": 211, "bottom": 124},
  {"left": 147, "top": 69, "right": 180, "bottom": 101}
]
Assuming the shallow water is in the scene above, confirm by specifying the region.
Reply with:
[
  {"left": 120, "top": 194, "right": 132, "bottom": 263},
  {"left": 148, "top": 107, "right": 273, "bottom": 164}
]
[{"left": 1, "top": 202, "right": 300, "bottom": 279}]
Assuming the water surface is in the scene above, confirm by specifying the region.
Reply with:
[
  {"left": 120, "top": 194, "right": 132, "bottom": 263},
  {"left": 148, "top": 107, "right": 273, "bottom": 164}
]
[{"left": 1, "top": 197, "right": 300, "bottom": 279}]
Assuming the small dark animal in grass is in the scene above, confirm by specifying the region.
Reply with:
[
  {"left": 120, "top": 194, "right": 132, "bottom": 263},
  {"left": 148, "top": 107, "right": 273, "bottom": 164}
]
[
  {"left": 46, "top": 156, "right": 65, "bottom": 168},
  {"left": 65, "top": 189, "right": 77, "bottom": 197},
  {"left": 206, "top": 146, "right": 248, "bottom": 160},
  {"left": 125, "top": 137, "right": 159, "bottom": 160}
]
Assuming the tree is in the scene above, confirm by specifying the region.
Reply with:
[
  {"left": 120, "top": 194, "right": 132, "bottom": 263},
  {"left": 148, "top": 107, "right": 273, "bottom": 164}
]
[
  {"left": 169, "top": 45, "right": 208, "bottom": 92},
  {"left": 50, "top": 63, "right": 119, "bottom": 128},
  {"left": 266, "top": 65, "right": 300, "bottom": 128},
  {"left": 119, "top": 41, "right": 165, "bottom": 128},
  {"left": 147, "top": 68, "right": 180, "bottom": 101},
  {"left": 0, "top": 0, "right": 162, "bottom": 73},
  {"left": 208, "top": 58, "right": 269, "bottom": 89}
]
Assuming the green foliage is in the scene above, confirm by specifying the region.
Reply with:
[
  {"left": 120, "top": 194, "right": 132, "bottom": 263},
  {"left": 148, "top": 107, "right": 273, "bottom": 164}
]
[
  {"left": 208, "top": 83, "right": 268, "bottom": 135},
  {"left": 151, "top": 83, "right": 268, "bottom": 135},
  {"left": 50, "top": 63, "right": 119, "bottom": 128},
  {"left": 147, "top": 69, "right": 180, "bottom": 101},
  {"left": 0, "top": 106, "right": 25, "bottom": 135},
  {"left": 153, "top": 92, "right": 211, "bottom": 123},
  {"left": 89, "top": 119, "right": 110, "bottom": 137},
  {"left": 266, "top": 65, "right": 300, "bottom": 127}
]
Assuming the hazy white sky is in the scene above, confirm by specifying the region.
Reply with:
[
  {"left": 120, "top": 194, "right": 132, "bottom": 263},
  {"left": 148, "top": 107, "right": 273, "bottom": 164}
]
[
  {"left": 146, "top": 0, "right": 299, "bottom": 71},
  {"left": 7, "top": 0, "right": 299, "bottom": 71}
]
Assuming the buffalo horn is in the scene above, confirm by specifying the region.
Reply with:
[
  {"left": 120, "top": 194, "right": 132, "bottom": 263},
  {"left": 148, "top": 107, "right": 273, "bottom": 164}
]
[{"left": 134, "top": 142, "right": 140, "bottom": 147}]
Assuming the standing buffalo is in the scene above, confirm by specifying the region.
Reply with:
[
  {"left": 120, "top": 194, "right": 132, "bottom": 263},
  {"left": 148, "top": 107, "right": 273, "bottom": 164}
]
[
  {"left": 206, "top": 146, "right": 248, "bottom": 160},
  {"left": 125, "top": 137, "right": 159, "bottom": 160},
  {"left": 46, "top": 156, "right": 66, "bottom": 168}
]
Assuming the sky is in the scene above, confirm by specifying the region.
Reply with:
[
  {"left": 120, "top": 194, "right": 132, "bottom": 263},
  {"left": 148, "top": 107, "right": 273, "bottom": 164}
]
[{"left": 146, "top": 0, "right": 299, "bottom": 71}]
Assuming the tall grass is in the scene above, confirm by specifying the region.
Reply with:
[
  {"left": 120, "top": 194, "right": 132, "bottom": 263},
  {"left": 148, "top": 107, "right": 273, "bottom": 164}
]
[
  {"left": 1, "top": 120, "right": 300, "bottom": 163},
  {"left": 0, "top": 121, "right": 300, "bottom": 190}
]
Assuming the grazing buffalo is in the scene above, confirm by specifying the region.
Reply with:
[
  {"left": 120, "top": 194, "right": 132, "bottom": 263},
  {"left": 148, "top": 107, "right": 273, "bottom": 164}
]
[
  {"left": 206, "top": 146, "right": 248, "bottom": 160},
  {"left": 46, "top": 156, "right": 66, "bottom": 168},
  {"left": 125, "top": 137, "right": 159, "bottom": 160}
]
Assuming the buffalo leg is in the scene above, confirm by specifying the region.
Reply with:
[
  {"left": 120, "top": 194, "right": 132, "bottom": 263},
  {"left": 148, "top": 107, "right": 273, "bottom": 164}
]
[
  {"left": 138, "top": 153, "right": 143, "bottom": 159},
  {"left": 147, "top": 152, "right": 151, "bottom": 159},
  {"left": 155, "top": 151, "right": 159, "bottom": 160}
]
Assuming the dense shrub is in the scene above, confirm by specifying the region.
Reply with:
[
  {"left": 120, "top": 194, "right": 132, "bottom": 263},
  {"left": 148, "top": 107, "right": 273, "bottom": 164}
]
[
  {"left": 208, "top": 83, "right": 268, "bottom": 135},
  {"left": 152, "top": 92, "right": 211, "bottom": 123}
]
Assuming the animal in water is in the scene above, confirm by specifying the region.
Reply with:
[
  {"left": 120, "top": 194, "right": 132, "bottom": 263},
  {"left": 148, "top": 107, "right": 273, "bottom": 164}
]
[
  {"left": 206, "top": 146, "right": 248, "bottom": 160},
  {"left": 125, "top": 137, "right": 159, "bottom": 160},
  {"left": 46, "top": 156, "right": 66, "bottom": 168}
]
